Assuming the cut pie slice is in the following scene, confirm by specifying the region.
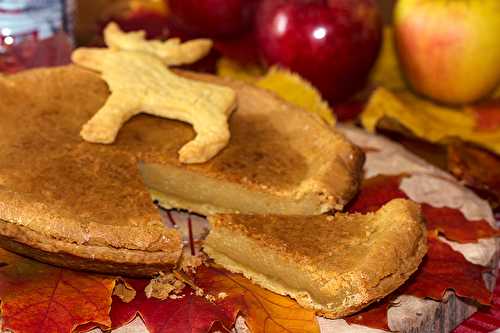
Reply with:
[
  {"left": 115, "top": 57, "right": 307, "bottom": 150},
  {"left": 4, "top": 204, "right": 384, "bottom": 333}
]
[
  {"left": 136, "top": 71, "right": 364, "bottom": 216},
  {"left": 0, "top": 65, "right": 362, "bottom": 275},
  {"left": 204, "top": 199, "right": 428, "bottom": 318}
]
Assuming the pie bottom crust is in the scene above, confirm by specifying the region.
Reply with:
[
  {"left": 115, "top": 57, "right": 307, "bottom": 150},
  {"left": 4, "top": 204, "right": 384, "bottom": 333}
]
[{"left": 0, "top": 219, "right": 177, "bottom": 277}]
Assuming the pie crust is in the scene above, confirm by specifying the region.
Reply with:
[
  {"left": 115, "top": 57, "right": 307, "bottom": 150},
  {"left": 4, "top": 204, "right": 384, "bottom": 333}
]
[
  {"left": 204, "top": 199, "right": 428, "bottom": 318},
  {"left": 0, "top": 66, "right": 362, "bottom": 274}
]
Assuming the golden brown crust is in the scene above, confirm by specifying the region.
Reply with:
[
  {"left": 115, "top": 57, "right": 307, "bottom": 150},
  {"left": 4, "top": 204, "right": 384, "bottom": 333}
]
[
  {"left": 0, "top": 66, "right": 186, "bottom": 272},
  {"left": 205, "top": 199, "right": 428, "bottom": 318},
  {"left": 0, "top": 65, "right": 361, "bottom": 274},
  {"left": 0, "top": 221, "right": 176, "bottom": 277},
  {"left": 177, "top": 71, "right": 365, "bottom": 211}
]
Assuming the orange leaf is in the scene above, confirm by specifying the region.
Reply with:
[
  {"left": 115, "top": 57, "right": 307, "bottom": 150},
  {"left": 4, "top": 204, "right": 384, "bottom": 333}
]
[
  {"left": 195, "top": 266, "right": 320, "bottom": 333},
  {"left": 0, "top": 248, "right": 115, "bottom": 333},
  {"left": 401, "top": 233, "right": 491, "bottom": 305}
]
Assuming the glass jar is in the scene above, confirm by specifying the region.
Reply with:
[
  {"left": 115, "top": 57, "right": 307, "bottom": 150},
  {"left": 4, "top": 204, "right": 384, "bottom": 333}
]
[{"left": 0, "top": 0, "right": 74, "bottom": 73}]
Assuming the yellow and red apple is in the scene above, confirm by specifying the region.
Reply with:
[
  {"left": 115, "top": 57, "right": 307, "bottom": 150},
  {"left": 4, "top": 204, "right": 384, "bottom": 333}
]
[{"left": 394, "top": 0, "right": 500, "bottom": 105}]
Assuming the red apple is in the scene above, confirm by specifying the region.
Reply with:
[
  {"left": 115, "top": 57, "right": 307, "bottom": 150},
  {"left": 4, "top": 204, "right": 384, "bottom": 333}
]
[
  {"left": 256, "top": 0, "right": 382, "bottom": 104},
  {"left": 168, "top": 0, "right": 260, "bottom": 38}
]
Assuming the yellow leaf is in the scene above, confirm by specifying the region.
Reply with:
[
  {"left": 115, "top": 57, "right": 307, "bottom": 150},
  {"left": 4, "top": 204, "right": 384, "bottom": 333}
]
[
  {"left": 361, "top": 88, "right": 500, "bottom": 155},
  {"left": 370, "top": 26, "right": 406, "bottom": 90},
  {"left": 217, "top": 58, "right": 335, "bottom": 125},
  {"left": 216, "top": 57, "right": 264, "bottom": 84},
  {"left": 257, "top": 67, "right": 336, "bottom": 125}
]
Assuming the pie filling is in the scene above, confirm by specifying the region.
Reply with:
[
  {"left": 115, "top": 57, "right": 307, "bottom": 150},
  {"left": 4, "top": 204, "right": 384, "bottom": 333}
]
[
  {"left": 203, "top": 227, "right": 358, "bottom": 312},
  {"left": 140, "top": 163, "right": 327, "bottom": 215}
]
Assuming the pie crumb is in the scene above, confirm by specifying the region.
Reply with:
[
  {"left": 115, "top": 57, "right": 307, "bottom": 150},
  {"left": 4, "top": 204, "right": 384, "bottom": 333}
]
[
  {"left": 145, "top": 272, "right": 185, "bottom": 300},
  {"left": 195, "top": 287, "right": 205, "bottom": 297},
  {"left": 180, "top": 254, "right": 204, "bottom": 273},
  {"left": 205, "top": 294, "right": 216, "bottom": 302},
  {"left": 113, "top": 279, "right": 136, "bottom": 303}
]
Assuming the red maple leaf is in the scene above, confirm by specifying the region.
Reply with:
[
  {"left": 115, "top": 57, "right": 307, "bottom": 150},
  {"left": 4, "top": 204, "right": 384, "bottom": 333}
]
[
  {"left": 110, "top": 278, "right": 238, "bottom": 333},
  {"left": 422, "top": 204, "right": 500, "bottom": 243},
  {"left": 0, "top": 249, "right": 114, "bottom": 333},
  {"left": 347, "top": 175, "right": 406, "bottom": 214},
  {"left": 402, "top": 233, "right": 491, "bottom": 305}
]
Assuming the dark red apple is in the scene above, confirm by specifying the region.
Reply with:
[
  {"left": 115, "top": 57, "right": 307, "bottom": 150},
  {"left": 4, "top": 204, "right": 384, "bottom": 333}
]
[
  {"left": 168, "top": 0, "right": 260, "bottom": 38},
  {"left": 256, "top": 0, "right": 382, "bottom": 104}
]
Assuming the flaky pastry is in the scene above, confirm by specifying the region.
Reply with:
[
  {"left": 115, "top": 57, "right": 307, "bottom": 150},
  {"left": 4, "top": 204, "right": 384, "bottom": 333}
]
[{"left": 73, "top": 23, "right": 237, "bottom": 164}]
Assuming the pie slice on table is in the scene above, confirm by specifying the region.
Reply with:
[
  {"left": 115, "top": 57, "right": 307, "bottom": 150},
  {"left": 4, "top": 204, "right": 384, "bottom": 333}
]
[
  {"left": 0, "top": 65, "right": 362, "bottom": 275},
  {"left": 204, "top": 199, "right": 428, "bottom": 318}
]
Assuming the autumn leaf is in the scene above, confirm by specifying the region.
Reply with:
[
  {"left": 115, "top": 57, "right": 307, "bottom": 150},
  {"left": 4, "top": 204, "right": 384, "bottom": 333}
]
[
  {"left": 256, "top": 67, "right": 335, "bottom": 125},
  {"left": 348, "top": 175, "right": 499, "bottom": 243},
  {"left": 110, "top": 278, "right": 237, "bottom": 333},
  {"left": 452, "top": 272, "right": 500, "bottom": 333},
  {"left": 0, "top": 248, "right": 115, "bottom": 333},
  {"left": 216, "top": 58, "right": 335, "bottom": 125},
  {"left": 216, "top": 57, "right": 263, "bottom": 84},
  {"left": 345, "top": 232, "right": 493, "bottom": 331},
  {"left": 361, "top": 87, "right": 500, "bottom": 155},
  {"left": 422, "top": 205, "right": 500, "bottom": 243},
  {"left": 347, "top": 175, "right": 406, "bottom": 214},
  {"left": 195, "top": 265, "right": 320, "bottom": 333},
  {"left": 345, "top": 300, "right": 391, "bottom": 331},
  {"left": 447, "top": 143, "right": 500, "bottom": 210},
  {"left": 468, "top": 98, "right": 500, "bottom": 132},
  {"left": 402, "top": 233, "right": 491, "bottom": 305},
  {"left": 365, "top": 26, "right": 500, "bottom": 154}
]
